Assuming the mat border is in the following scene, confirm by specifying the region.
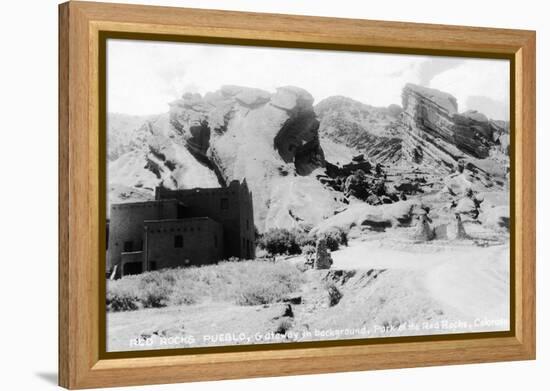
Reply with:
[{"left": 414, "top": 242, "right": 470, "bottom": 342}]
[{"left": 59, "top": 1, "right": 536, "bottom": 389}]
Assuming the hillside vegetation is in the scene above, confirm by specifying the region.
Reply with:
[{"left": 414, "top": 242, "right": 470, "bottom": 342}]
[{"left": 107, "top": 260, "right": 305, "bottom": 311}]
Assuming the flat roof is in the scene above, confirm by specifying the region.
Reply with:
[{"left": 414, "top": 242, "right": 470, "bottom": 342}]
[{"left": 143, "top": 217, "right": 220, "bottom": 225}]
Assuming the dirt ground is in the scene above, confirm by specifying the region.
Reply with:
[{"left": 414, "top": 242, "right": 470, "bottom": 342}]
[{"left": 107, "top": 227, "right": 509, "bottom": 352}]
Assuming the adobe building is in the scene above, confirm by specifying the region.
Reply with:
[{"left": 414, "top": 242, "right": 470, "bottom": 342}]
[{"left": 107, "top": 180, "right": 255, "bottom": 278}]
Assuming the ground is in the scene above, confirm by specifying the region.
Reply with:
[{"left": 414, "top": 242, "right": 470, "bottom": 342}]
[{"left": 107, "top": 224, "right": 509, "bottom": 352}]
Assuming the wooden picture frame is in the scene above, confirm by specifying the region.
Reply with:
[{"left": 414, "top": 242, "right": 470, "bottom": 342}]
[{"left": 59, "top": 1, "right": 536, "bottom": 389}]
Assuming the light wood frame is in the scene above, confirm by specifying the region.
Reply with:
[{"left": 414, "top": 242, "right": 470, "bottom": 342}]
[{"left": 59, "top": 1, "right": 536, "bottom": 389}]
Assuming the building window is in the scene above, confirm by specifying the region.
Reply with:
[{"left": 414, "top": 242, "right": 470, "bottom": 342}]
[
  {"left": 246, "top": 219, "right": 250, "bottom": 230},
  {"left": 174, "top": 235, "right": 184, "bottom": 248},
  {"left": 221, "top": 198, "right": 229, "bottom": 210},
  {"left": 123, "top": 241, "right": 133, "bottom": 252}
]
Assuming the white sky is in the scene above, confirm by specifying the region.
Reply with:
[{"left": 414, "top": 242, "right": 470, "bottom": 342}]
[{"left": 107, "top": 39, "right": 510, "bottom": 120}]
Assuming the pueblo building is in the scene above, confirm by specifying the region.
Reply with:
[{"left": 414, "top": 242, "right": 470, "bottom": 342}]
[{"left": 107, "top": 180, "right": 255, "bottom": 278}]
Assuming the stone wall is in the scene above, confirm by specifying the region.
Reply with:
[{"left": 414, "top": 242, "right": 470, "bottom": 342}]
[
  {"left": 144, "top": 218, "right": 224, "bottom": 270},
  {"left": 107, "top": 199, "right": 182, "bottom": 272}
]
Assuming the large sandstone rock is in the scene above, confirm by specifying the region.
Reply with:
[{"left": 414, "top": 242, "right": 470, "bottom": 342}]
[
  {"left": 447, "top": 213, "right": 468, "bottom": 240},
  {"left": 316, "top": 85, "right": 508, "bottom": 191},
  {"left": 411, "top": 212, "right": 435, "bottom": 241},
  {"left": 169, "top": 85, "right": 340, "bottom": 231},
  {"left": 106, "top": 113, "right": 221, "bottom": 214},
  {"left": 314, "top": 238, "right": 333, "bottom": 269},
  {"left": 400, "top": 84, "right": 508, "bottom": 163},
  {"left": 311, "top": 199, "right": 423, "bottom": 236}
]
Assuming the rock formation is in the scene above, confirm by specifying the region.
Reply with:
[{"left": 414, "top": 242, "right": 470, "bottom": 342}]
[
  {"left": 447, "top": 213, "right": 468, "bottom": 240},
  {"left": 168, "top": 85, "right": 340, "bottom": 231},
  {"left": 315, "top": 95, "right": 404, "bottom": 164},
  {"left": 106, "top": 113, "right": 221, "bottom": 214},
  {"left": 108, "top": 83, "right": 508, "bottom": 233},
  {"left": 317, "top": 84, "right": 509, "bottom": 184},
  {"left": 314, "top": 238, "right": 333, "bottom": 269},
  {"left": 398, "top": 84, "right": 508, "bottom": 173},
  {"left": 411, "top": 212, "right": 435, "bottom": 241}
]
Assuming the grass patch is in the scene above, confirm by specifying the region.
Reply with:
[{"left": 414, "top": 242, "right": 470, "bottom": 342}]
[{"left": 107, "top": 260, "right": 305, "bottom": 312}]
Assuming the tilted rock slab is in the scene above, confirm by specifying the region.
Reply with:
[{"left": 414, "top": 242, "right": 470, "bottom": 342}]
[{"left": 169, "top": 85, "right": 342, "bottom": 231}]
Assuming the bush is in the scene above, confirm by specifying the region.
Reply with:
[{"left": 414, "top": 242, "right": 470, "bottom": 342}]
[
  {"left": 237, "top": 282, "right": 283, "bottom": 305},
  {"left": 296, "top": 231, "right": 316, "bottom": 249},
  {"left": 258, "top": 228, "right": 301, "bottom": 255},
  {"left": 318, "top": 227, "right": 348, "bottom": 251},
  {"left": 138, "top": 272, "right": 174, "bottom": 308},
  {"left": 106, "top": 282, "right": 141, "bottom": 312}
]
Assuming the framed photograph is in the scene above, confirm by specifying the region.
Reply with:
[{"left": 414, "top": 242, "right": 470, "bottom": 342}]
[{"left": 59, "top": 1, "right": 536, "bottom": 389}]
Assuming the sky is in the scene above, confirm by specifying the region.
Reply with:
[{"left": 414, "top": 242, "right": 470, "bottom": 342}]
[{"left": 107, "top": 39, "right": 510, "bottom": 120}]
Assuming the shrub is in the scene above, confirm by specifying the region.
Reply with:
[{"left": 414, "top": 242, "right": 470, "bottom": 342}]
[
  {"left": 138, "top": 272, "right": 174, "bottom": 308},
  {"left": 296, "top": 231, "right": 316, "bottom": 249},
  {"left": 258, "top": 228, "right": 301, "bottom": 255},
  {"left": 236, "top": 283, "right": 281, "bottom": 305},
  {"left": 318, "top": 227, "right": 348, "bottom": 251},
  {"left": 236, "top": 273, "right": 301, "bottom": 306},
  {"left": 106, "top": 281, "right": 141, "bottom": 312}
]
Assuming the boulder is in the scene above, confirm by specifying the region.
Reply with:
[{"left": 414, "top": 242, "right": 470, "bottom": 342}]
[
  {"left": 411, "top": 213, "right": 434, "bottom": 241},
  {"left": 271, "top": 86, "right": 314, "bottom": 112},
  {"left": 447, "top": 213, "right": 468, "bottom": 240},
  {"left": 314, "top": 238, "right": 333, "bottom": 269}
]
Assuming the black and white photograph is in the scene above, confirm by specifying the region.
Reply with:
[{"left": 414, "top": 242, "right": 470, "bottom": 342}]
[{"left": 105, "top": 39, "right": 511, "bottom": 352}]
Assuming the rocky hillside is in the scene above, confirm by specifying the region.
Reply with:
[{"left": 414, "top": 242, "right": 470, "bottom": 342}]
[
  {"left": 315, "top": 96, "right": 404, "bottom": 164},
  {"left": 317, "top": 84, "right": 509, "bottom": 177},
  {"left": 106, "top": 112, "right": 221, "bottom": 212},
  {"left": 108, "top": 83, "right": 509, "bottom": 230}
]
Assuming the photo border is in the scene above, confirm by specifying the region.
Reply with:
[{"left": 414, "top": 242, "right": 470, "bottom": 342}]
[
  {"left": 98, "top": 30, "right": 516, "bottom": 360},
  {"left": 59, "top": 1, "right": 535, "bottom": 388}
]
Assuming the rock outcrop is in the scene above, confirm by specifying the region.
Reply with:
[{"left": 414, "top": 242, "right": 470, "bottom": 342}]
[
  {"left": 314, "top": 238, "right": 333, "bottom": 269},
  {"left": 401, "top": 83, "right": 504, "bottom": 159},
  {"left": 108, "top": 83, "right": 509, "bottom": 234},
  {"left": 315, "top": 96, "right": 404, "bottom": 164},
  {"left": 447, "top": 213, "right": 468, "bottom": 240},
  {"left": 411, "top": 212, "right": 435, "bottom": 241},
  {"left": 398, "top": 84, "right": 509, "bottom": 173},
  {"left": 169, "top": 85, "right": 340, "bottom": 231},
  {"left": 106, "top": 113, "right": 221, "bottom": 214},
  {"left": 317, "top": 85, "right": 509, "bottom": 186}
]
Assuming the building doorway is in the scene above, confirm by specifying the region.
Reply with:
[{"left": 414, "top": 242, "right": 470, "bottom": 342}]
[{"left": 123, "top": 261, "right": 142, "bottom": 276}]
